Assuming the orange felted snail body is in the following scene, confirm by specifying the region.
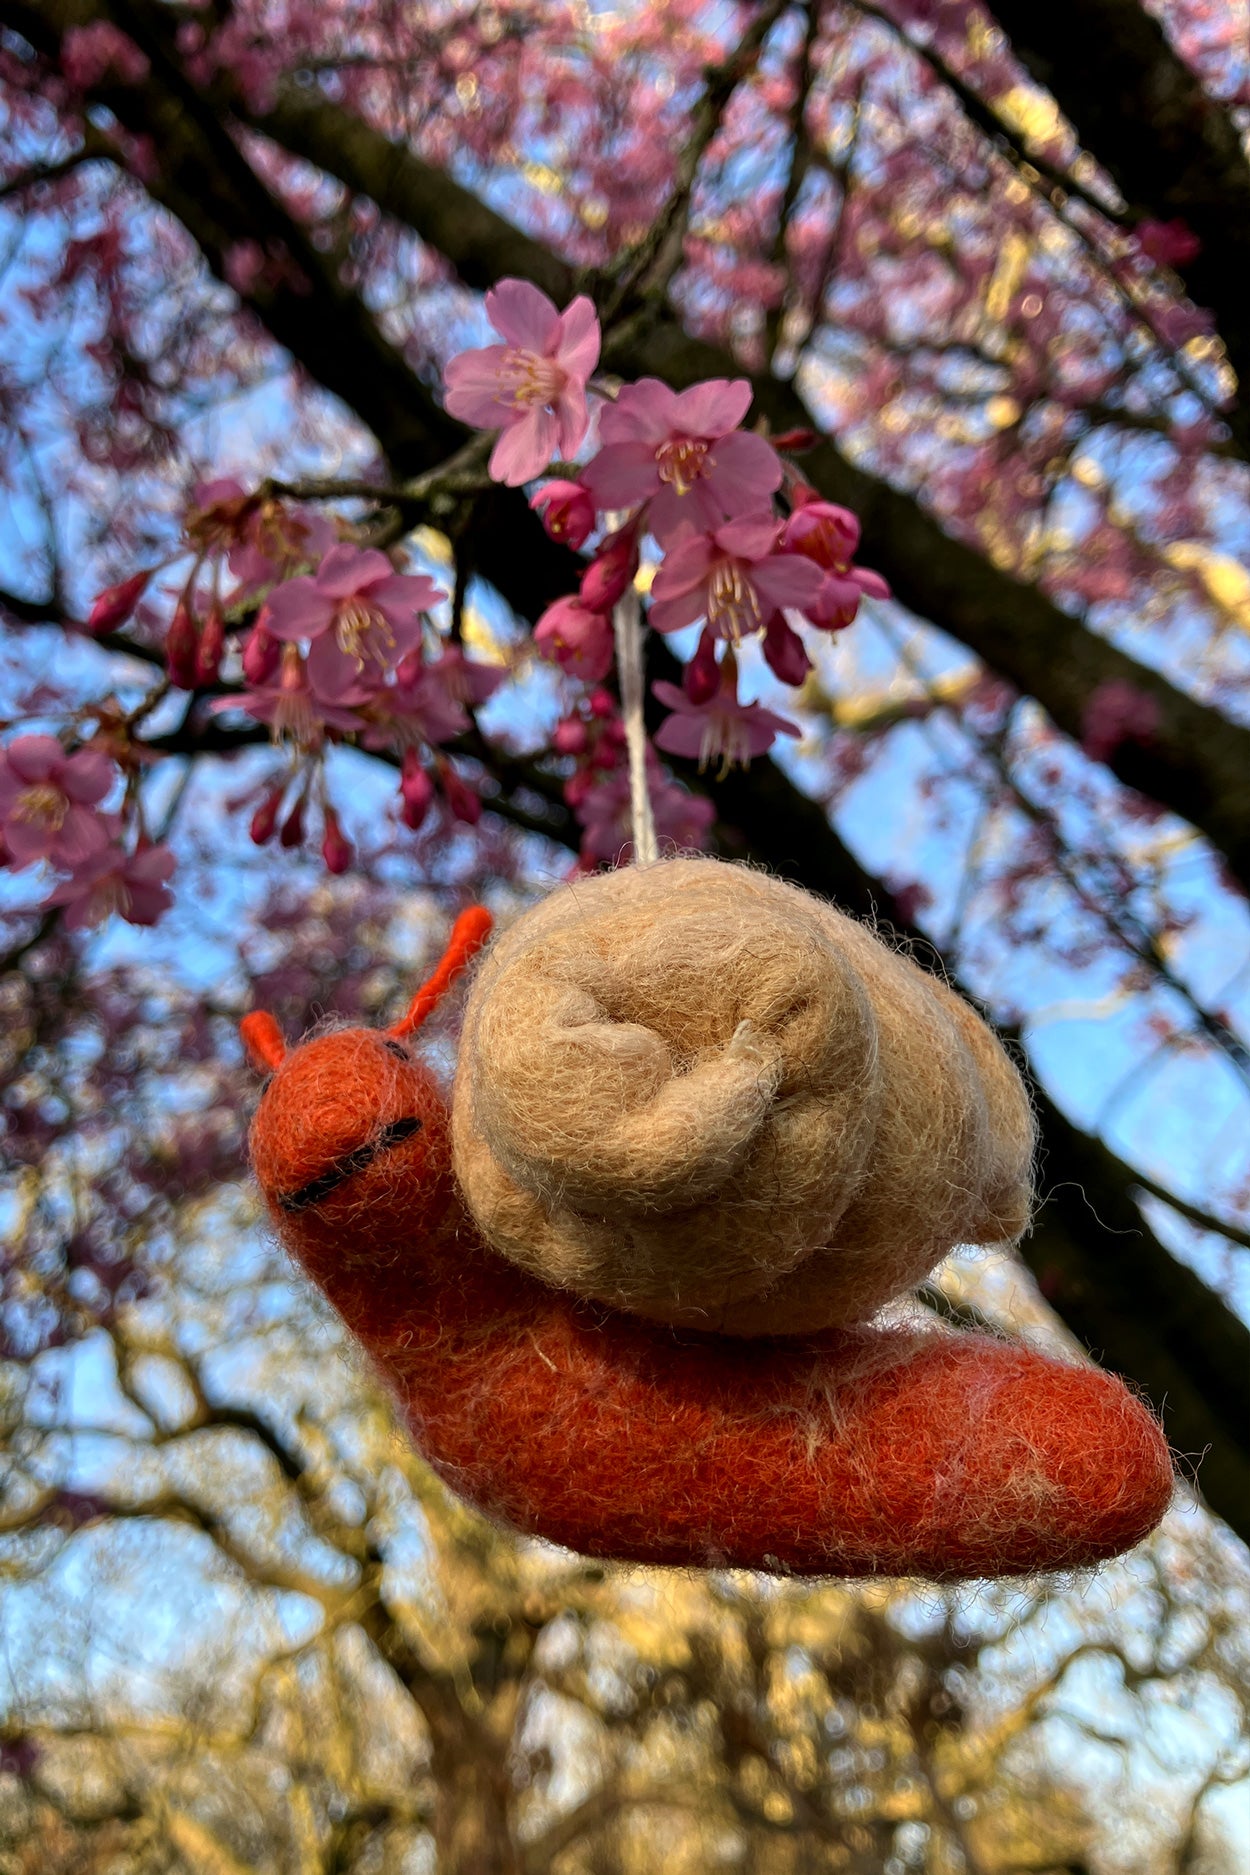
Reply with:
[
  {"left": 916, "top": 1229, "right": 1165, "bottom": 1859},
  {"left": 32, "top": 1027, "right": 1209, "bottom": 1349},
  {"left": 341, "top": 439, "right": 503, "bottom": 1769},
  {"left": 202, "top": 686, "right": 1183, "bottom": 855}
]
[{"left": 241, "top": 867, "right": 1173, "bottom": 1580}]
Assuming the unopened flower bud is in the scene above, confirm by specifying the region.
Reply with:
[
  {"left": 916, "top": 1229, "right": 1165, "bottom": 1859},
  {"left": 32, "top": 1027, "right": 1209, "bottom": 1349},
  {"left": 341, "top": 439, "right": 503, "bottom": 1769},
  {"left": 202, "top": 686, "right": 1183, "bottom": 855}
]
[
  {"left": 242, "top": 621, "right": 279, "bottom": 685},
  {"left": 250, "top": 786, "right": 284, "bottom": 845},
  {"left": 580, "top": 537, "right": 636, "bottom": 611},
  {"left": 530, "top": 479, "right": 596, "bottom": 550},
  {"left": 87, "top": 569, "right": 152, "bottom": 634},
  {"left": 771, "top": 428, "right": 817, "bottom": 454},
  {"left": 165, "top": 605, "right": 198, "bottom": 687},
  {"left": 321, "top": 806, "right": 352, "bottom": 874},
  {"left": 196, "top": 609, "right": 225, "bottom": 684},
  {"left": 684, "top": 627, "right": 720, "bottom": 705},
  {"left": 552, "top": 718, "right": 588, "bottom": 755},
  {"left": 400, "top": 751, "right": 434, "bottom": 829},
  {"left": 441, "top": 764, "right": 481, "bottom": 825},
  {"left": 279, "top": 797, "right": 305, "bottom": 848}
]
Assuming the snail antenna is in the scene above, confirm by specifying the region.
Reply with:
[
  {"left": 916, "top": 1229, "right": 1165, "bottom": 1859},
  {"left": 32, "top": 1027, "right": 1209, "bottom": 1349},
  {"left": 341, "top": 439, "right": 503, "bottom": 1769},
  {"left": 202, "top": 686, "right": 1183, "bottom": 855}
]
[
  {"left": 389, "top": 905, "right": 493, "bottom": 1040},
  {"left": 240, "top": 1010, "right": 287, "bottom": 1073}
]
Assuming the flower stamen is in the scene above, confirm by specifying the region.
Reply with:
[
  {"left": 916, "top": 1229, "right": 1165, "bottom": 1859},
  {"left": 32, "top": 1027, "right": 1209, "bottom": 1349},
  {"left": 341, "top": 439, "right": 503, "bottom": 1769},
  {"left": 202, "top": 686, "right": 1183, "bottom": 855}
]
[
  {"left": 335, "top": 598, "right": 393, "bottom": 668},
  {"left": 15, "top": 784, "right": 67, "bottom": 830},
  {"left": 655, "top": 437, "right": 711, "bottom": 496},
  {"left": 500, "top": 348, "right": 566, "bottom": 410},
  {"left": 707, "top": 560, "right": 763, "bottom": 642}
]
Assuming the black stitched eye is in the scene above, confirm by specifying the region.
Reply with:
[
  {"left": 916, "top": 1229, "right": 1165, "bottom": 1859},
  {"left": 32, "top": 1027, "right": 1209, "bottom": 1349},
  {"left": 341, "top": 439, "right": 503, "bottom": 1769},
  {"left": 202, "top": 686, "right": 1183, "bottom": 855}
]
[
  {"left": 258, "top": 1074, "right": 274, "bottom": 1095},
  {"left": 383, "top": 1038, "right": 409, "bottom": 1060},
  {"left": 276, "top": 1114, "right": 423, "bottom": 1212}
]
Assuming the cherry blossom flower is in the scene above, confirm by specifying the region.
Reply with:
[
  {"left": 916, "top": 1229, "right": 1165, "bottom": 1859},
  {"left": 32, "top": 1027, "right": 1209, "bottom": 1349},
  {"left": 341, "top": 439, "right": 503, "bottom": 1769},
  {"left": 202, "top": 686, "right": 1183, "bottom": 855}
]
[
  {"left": 265, "top": 545, "right": 444, "bottom": 694},
  {"left": 781, "top": 495, "right": 862, "bottom": 566},
  {"left": 781, "top": 497, "right": 890, "bottom": 628},
  {"left": 531, "top": 479, "right": 596, "bottom": 548},
  {"left": 443, "top": 280, "right": 600, "bottom": 485},
  {"left": 648, "top": 515, "right": 824, "bottom": 642},
  {"left": 534, "top": 596, "right": 615, "bottom": 682},
  {"left": 575, "top": 765, "right": 715, "bottom": 865},
  {"left": 44, "top": 843, "right": 175, "bottom": 930},
  {"left": 217, "top": 644, "right": 367, "bottom": 744},
  {"left": 653, "top": 655, "right": 799, "bottom": 773},
  {"left": 228, "top": 501, "right": 336, "bottom": 598},
  {"left": 582, "top": 379, "right": 782, "bottom": 538},
  {"left": 363, "top": 652, "right": 472, "bottom": 751},
  {"left": 425, "top": 645, "right": 505, "bottom": 709},
  {"left": 0, "top": 737, "right": 115, "bottom": 869}
]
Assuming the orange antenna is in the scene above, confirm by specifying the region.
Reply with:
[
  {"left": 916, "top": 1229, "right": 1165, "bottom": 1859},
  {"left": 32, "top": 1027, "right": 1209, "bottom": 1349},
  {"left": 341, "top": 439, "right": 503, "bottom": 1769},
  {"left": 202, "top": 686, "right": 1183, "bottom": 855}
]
[
  {"left": 240, "top": 1010, "right": 287, "bottom": 1073},
  {"left": 389, "top": 905, "right": 493, "bottom": 1039}
]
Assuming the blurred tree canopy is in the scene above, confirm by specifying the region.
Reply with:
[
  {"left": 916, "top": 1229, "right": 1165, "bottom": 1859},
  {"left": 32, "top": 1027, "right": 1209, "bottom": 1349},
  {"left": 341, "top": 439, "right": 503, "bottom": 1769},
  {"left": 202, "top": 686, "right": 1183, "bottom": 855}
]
[{"left": 2, "top": 2, "right": 1250, "bottom": 1868}]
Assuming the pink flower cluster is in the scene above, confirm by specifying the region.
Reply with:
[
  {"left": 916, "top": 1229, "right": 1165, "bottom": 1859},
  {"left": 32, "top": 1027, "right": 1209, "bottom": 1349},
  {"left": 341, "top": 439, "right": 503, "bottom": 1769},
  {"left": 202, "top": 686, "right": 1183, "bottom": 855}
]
[
  {"left": 554, "top": 690, "right": 715, "bottom": 867},
  {"left": 443, "top": 279, "right": 885, "bottom": 780},
  {"left": 55, "top": 280, "right": 879, "bottom": 922},
  {"left": 0, "top": 736, "right": 173, "bottom": 930},
  {"left": 82, "top": 477, "right": 505, "bottom": 897},
  {"left": 223, "top": 540, "right": 502, "bottom": 856}
]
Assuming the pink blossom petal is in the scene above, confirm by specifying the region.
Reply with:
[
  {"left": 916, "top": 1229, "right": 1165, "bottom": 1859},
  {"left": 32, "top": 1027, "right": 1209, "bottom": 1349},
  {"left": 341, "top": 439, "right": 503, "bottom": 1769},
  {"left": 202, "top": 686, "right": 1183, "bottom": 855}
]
[
  {"left": 648, "top": 479, "right": 727, "bottom": 540},
  {"left": 554, "top": 382, "right": 591, "bottom": 459},
  {"left": 652, "top": 713, "right": 708, "bottom": 760},
  {"left": 61, "top": 748, "right": 115, "bottom": 804},
  {"left": 598, "top": 379, "right": 680, "bottom": 446},
  {"left": 265, "top": 577, "right": 336, "bottom": 641},
  {"left": 6, "top": 736, "right": 65, "bottom": 784},
  {"left": 649, "top": 585, "right": 710, "bottom": 634},
  {"left": 489, "top": 405, "right": 560, "bottom": 485},
  {"left": 650, "top": 532, "right": 716, "bottom": 601},
  {"left": 317, "top": 544, "right": 393, "bottom": 598},
  {"left": 855, "top": 567, "right": 891, "bottom": 600},
  {"left": 714, "top": 515, "right": 782, "bottom": 560},
  {"left": 810, "top": 574, "right": 866, "bottom": 624},
  {"left": 443, "top": 345, "right": 517, "bottom": 427},
  {"left": 581, "top": 439, "right": 661, "bottom": 507},
  {"left": 707, "top": 430, "right": 783, "bottom": 513},
  {"left": 672, "top": 378, "right": 753, "bottom": 436},
  {"left": 369, "top": 571, "right": 444, "bottom": 631},
  {"left": 56, "top": 803, "right": 114, "bottom": 865},
  {"left": 4, "top": 820, "right": 54, "bottom": 867},
  {"left": 485, "top": 279, "right": 561, "bottom": 352},
  {"left": 308, "top": 632, "right": 373, "bottom": 699},
  {"left": 753, "top": 553, "right": 826, "bottom": 612},
  {"left": 555, "top": 295, "right": 602, "bottom": 380}
]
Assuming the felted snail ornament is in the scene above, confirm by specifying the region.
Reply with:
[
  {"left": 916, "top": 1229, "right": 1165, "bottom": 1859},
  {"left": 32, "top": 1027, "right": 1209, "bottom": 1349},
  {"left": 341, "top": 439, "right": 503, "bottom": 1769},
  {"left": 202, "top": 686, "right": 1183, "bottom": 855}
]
[{"left": 242, "top": 864, "right": 1173, "bottom": 1581}]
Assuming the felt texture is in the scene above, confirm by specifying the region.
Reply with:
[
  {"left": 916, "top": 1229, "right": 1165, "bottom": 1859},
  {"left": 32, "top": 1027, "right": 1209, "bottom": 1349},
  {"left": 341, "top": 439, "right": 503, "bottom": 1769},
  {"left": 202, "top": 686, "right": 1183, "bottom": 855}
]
[
  {"left": 452, "top": 860, "right": 1036, "bottom": 1333},
  {"left": 247, "top": 1022, "right": 1173, "bottom": 1580}
]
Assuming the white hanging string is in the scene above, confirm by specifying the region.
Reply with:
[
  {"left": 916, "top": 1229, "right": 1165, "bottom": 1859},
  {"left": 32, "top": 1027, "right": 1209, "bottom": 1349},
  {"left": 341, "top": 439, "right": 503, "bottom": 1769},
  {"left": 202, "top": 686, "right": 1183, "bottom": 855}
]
[{"left": 612, "top": 580, "right": 659, "bottom": 866}]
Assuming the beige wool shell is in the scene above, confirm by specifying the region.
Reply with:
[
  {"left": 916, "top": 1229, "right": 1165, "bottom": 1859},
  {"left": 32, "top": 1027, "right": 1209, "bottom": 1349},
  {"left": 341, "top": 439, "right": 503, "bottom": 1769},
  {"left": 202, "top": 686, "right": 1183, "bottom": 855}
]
[{"left": 451, "top": 858, "right": 1035, "bottom": 1335}]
